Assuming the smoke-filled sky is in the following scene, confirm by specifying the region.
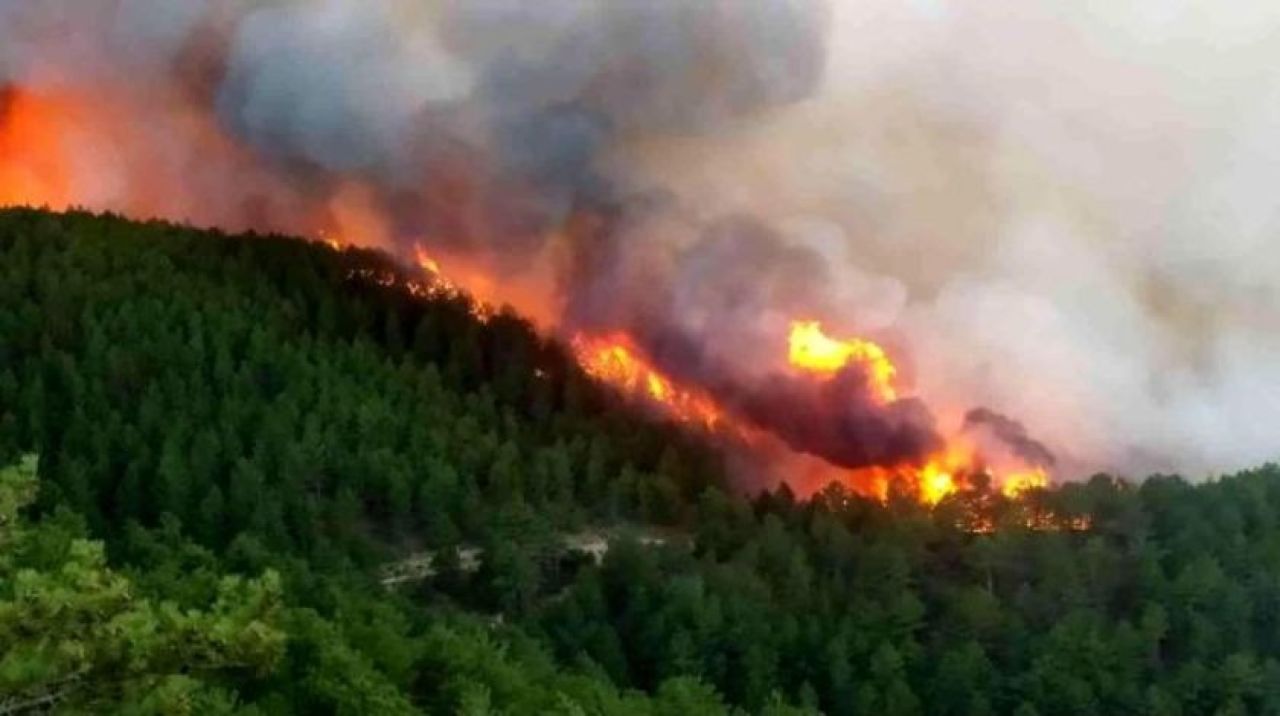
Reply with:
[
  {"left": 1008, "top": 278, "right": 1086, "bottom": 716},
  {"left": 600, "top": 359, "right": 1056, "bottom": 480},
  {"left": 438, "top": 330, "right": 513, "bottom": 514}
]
[{"left": 3, "top": 0, "right": 1279, "bottom": 480}]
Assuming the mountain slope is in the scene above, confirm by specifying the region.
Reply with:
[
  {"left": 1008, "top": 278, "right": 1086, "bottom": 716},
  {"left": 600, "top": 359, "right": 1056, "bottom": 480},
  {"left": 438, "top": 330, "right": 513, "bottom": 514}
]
[{"left": 4, "top": 208, "right": 1280, "bottom": 715}]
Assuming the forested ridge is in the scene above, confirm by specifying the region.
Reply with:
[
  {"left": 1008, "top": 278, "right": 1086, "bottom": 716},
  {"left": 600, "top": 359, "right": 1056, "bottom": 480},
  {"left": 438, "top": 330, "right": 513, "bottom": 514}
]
[{"left": 3, "top": 208, "right": 1280, "bottom": 715}]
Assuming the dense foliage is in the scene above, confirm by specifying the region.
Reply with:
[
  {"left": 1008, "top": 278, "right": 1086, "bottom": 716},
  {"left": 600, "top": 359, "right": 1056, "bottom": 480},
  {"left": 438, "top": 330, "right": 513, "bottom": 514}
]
[
  {"left": 3, "top": 208, "right": 1280, "bottom": 715},
  {"left": 1, "top": 455, "right": 283, "bottom": 714}
]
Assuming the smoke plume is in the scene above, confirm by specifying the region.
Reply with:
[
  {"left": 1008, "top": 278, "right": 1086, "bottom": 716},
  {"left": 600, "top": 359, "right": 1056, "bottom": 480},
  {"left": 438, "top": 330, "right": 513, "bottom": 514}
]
[
  {"left": 964, "top": 409, "right": 1056, "bottom": 471},
  {"left": 3, "top": 0, "right": 1279, "bottom": 481}
]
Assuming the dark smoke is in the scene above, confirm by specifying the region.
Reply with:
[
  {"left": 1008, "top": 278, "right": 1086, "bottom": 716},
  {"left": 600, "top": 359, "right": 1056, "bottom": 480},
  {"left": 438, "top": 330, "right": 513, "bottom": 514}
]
[
  {"left": 635, "top": 322, "right": 943, "bottom": 470},
  {"left": 735, "top": 371, "right": 942, "bottom": 469},
  {"left": 964, "top": 408, "right": 1057, "bottom": 469}
]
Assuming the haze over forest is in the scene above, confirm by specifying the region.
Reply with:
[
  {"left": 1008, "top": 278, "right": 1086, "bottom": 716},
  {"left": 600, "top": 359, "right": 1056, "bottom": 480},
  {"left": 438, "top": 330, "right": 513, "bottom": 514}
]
[{"left": 3, "top": 2, "right": 1280, "bottom": 714}]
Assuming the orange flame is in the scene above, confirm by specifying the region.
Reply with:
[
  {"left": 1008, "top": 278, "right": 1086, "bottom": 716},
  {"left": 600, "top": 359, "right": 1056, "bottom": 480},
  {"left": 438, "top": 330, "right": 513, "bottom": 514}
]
[
  {"left": 1000, "top": 468, "right": 1050, "bottom": 498},
  {"left": 788, "top": 320, "right": 898, "bottom": 403},
  {"left": 0, "top": 90, "right": 75, "bottom": 210},
  {"left": 918, "top": 460, "right": 960, "bottom": 505},
  {"left": 405, "top": 241, "right": 559, "bottom": 328},
  {"left": 849, "top": 446, "right": 1052, "bottom": 506},
  {"left": 414, "top": 245, "right": 443, "bottom": 275},
  {"left": 573, "top": 334, "right": 727, "bottom": 431},
  {"left": 848, "top": 447, "right": 966, "bottom": 505}
]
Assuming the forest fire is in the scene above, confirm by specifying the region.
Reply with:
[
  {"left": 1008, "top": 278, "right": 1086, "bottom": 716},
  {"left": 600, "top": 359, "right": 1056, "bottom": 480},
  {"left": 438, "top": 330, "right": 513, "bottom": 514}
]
[
  {"left": 788, "top": 321, "right": 898, "bottom": 403},
  {"left": 783, "top": 321, "right": 1051, "bottom": 503},
  {"left": 847, "top": 449, "right": 1051, "bottom": 506},
  {"left": 0, "top": 2, "right": 1064, "bottom": 511},
  {"left": 22, "top": 5, "right": 1280, "bottom": 707},
  {"left": 563, "top": 313, "right": 1053, "bottom": 506},
  {"left": 0, "top": 88, "right": 1054, "bottom": 508},
  {"left": 573, "top": 335, "right": 727, "bottom": 432}
]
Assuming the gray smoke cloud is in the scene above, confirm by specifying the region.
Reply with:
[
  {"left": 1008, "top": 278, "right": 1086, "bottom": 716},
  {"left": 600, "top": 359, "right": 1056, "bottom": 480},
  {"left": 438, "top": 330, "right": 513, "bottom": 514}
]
[
  {"left": 614, "top": 1, "right": 1280, "bottom": 479},
  {"left": 0, "top": 0, "right": 208, "bottom": 86},
  {"left": 214, "top": 0, "right": 827, "bottom": 179},
  {"left": 3, "top": 0, "right": 1278, "bottom": 480}
]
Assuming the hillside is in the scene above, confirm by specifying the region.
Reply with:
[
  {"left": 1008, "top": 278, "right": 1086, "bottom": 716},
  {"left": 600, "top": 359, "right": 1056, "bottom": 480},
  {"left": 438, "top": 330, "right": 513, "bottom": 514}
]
[{"left": 4, "top": 209, "right": 1280, "bottom": 715}]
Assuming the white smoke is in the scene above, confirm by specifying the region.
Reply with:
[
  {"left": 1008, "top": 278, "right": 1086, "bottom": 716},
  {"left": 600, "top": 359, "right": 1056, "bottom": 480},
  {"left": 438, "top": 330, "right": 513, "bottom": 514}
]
[{"left": 623, "top": 1, "right": 1280, "bottom": 477}]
